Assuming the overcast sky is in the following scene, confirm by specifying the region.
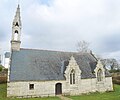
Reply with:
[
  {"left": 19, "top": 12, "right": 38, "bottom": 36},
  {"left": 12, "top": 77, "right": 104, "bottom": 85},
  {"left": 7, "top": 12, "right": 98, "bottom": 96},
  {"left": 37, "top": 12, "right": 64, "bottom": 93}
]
[{"left": 0, "top": 0, "right": 120, "bottom": 60}]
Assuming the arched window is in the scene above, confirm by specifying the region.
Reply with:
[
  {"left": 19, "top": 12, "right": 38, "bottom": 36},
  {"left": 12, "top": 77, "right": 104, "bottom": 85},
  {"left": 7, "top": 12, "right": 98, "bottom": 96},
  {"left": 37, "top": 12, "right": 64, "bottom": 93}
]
[
  {"left": 15, "top": 22, "right": 19, "bottom": 26},
  {"left": 70, "top": 69, "right": 75, "bottom": 84},
  {"left": 97, "top": 69, "right": 103, "bottom": 82},
  {"left": 14, "top": 30, "right": 18, "bottom": 41}
]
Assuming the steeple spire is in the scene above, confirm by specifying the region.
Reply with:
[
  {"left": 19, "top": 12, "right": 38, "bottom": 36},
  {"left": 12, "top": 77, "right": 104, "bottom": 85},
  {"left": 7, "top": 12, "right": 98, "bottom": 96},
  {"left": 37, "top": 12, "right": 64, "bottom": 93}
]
[
  {"left": 11, "top": 4, "right": 22, "bottom": 51},
  {"left": 13, "top": 4, "right": 21, "bottom": 28}
]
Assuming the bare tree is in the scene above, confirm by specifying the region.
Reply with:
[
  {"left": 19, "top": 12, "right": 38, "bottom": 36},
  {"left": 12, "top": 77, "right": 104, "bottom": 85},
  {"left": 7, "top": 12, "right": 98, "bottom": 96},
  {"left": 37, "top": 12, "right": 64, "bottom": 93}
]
[
  {"left": 101, "top": 58, "right": 119, "bottom": 70},
  {"left": 76, "top": 40, "right": 90, "bottom": 53}
]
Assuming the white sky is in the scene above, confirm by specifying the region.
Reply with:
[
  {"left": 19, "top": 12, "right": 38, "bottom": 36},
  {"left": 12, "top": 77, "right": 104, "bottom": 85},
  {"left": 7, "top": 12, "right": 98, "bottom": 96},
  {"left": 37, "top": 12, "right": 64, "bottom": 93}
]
[{"left": 0, "top": 0, "right": 120, "bottom": 61}]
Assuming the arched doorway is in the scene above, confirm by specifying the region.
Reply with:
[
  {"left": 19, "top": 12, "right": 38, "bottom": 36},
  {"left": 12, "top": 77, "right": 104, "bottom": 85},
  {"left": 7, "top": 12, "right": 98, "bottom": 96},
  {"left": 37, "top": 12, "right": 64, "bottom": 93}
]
[{"left": 55, "top": 83, "right": 62, "bottom": 95}]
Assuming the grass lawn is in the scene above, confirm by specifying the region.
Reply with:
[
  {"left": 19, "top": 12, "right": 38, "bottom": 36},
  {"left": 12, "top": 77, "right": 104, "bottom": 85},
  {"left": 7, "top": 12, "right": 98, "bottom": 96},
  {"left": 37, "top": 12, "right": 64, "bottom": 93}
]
[
  {"left": 69, "top": 84, "right": 120, "bottom": 100},
  {"left": 0, "top": 84, "right": 60, "bottom": 100}
]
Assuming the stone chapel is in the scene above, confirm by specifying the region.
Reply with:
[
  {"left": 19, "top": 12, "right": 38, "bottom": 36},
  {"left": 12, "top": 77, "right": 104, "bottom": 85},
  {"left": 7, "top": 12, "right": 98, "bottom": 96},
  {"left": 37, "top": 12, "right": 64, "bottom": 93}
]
[{"left": 7, "top": 5, "right": 113, "bottom": 98}]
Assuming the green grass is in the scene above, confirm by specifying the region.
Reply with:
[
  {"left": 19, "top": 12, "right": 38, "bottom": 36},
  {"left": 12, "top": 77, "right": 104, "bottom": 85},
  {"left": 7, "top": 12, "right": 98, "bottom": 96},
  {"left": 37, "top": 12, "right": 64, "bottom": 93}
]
[
  {"left": 0, "top": 84, "right": 60, "bottom": 100},
  {"left": 68, "top": 84, "right": 120, "bottom": 100}
]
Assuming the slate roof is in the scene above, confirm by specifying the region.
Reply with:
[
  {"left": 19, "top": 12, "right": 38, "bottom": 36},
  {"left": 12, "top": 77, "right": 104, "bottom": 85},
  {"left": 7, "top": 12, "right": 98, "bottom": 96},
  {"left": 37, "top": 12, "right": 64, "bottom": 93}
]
[{"left": 10, "top": 48, "right": 111, "bottom": 81}]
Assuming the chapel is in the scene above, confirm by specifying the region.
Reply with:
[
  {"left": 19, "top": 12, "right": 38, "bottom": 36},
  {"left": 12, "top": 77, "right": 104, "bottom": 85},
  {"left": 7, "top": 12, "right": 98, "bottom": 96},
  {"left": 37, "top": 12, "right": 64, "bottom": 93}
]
[{"left": 7, "top": 5, "right": 113, "bottom": 98}]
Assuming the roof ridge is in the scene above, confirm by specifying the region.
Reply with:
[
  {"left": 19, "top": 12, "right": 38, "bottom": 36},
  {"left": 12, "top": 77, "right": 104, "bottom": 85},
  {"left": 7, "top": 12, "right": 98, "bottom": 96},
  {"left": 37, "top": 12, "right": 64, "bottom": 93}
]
[
  {"left": 20, "top": 48, "right": 92, "bottom": 55},
  {"left": 20, "top": 48, "right": 76, "bottom": 53}
]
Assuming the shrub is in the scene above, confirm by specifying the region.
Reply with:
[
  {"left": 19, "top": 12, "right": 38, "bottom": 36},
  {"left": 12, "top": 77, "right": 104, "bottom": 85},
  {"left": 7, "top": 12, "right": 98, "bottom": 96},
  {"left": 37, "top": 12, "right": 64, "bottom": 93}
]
[
  {"left": 113, "top": 79, "right": 120, "bottom": 85},
  {"left": 0, "top": 66, "right": 2, "bottom": 72},
  {"left": 0, "top": 76, "right": 7, "bottom": 84},
  {"left": 112, "top": 73, "right": 120, "bottom": 85},
  {"left": 109, "top": 69, "right": 120, "bottom": 73}
]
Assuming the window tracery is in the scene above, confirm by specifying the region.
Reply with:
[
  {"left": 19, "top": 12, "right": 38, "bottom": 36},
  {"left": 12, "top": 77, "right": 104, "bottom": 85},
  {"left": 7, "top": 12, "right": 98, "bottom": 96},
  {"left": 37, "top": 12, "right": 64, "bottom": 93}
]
[
  {"left": 70, "top": 69, "right": 75, "bottom": 84},
  {"left": 97, "top": 69, "right": 103, "bottom": 82}
]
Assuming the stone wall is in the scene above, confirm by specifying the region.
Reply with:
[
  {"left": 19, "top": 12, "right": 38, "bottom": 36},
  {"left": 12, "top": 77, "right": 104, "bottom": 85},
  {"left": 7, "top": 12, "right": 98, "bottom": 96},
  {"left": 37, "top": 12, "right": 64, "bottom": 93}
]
[
  {"left": 7, "top": 80, "right": 67, "bottom": 97},
  {"left": 79, "top": 77, "right": 113, "bottom": 94},
  {"left": 7, "top": 77, "right": 113, "bottom": 98}
]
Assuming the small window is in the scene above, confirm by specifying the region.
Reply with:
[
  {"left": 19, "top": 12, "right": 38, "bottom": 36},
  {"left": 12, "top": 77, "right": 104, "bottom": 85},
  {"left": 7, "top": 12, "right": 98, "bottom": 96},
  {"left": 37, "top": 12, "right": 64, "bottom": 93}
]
[
  {"left": 29, "top": 84, "right": 34, "bottom": 90},
  {"left": 15, "top": 22, "right": 19, "bottom": 26},
  {"left": 14, "top": 30, "right": 18, "bottom": 41},
  {"left": 70, "top": 69, "right": 75, "bottom": 84},
  {"left": 15, "top": 30, "right": 18, "bottom": 33}
]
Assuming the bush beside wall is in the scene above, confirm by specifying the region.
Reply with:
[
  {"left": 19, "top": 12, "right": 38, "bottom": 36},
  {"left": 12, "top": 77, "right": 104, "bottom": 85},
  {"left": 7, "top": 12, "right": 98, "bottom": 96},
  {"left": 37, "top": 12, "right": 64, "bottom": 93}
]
[
  {"left": 112, "top": 73, "right": 120, "bottom": 85},
  {"left": 0, "top": 76, "right": 7, "bottom": 84}
]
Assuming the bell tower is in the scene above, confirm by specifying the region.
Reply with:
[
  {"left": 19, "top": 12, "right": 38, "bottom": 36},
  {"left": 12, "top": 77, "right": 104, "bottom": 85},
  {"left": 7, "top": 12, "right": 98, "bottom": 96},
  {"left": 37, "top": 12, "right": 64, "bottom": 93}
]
[{"left": 11, "top": 4, "right": 21, "bottom": 51}]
